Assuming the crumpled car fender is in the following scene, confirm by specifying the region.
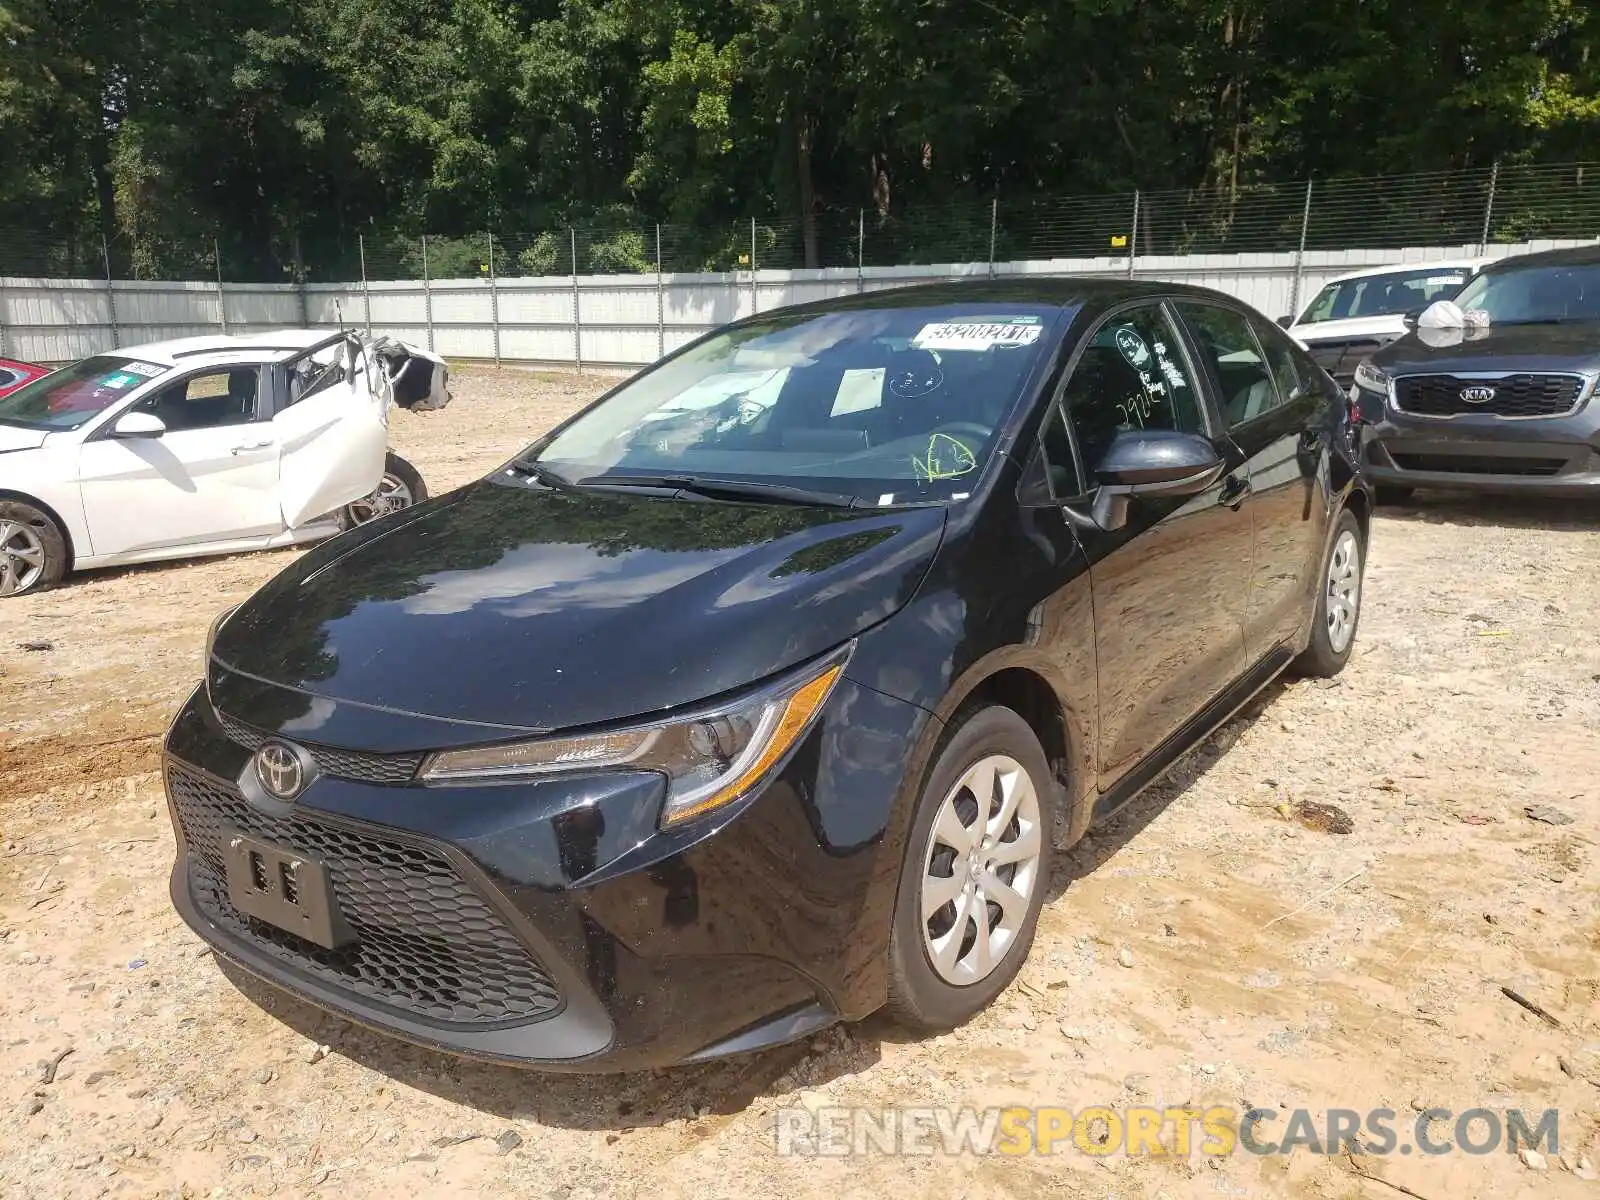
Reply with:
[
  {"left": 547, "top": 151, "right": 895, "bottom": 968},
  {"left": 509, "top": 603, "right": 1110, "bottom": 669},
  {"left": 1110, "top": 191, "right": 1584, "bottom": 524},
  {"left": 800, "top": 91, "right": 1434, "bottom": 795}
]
[{"left": 372, "top": 338, "right": 452, "bottom": 412}]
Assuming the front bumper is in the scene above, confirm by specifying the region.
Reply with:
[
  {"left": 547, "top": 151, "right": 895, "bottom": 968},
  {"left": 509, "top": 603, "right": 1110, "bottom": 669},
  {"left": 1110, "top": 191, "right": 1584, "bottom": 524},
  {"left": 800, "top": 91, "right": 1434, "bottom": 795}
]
[
  {"left": 1357, "top": 388, "right": 1600, "bottom": 497},
  {"left": 163, "top": 677, "right": 933, "bottom": 1071}
]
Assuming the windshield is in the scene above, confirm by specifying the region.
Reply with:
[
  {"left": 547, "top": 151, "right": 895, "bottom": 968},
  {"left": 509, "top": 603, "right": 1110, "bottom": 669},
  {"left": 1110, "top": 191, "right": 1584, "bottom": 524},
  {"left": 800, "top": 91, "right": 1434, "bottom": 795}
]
[
  {"left": 1299, "top": 268, "right": 1471, "bottom": 325},
  {"left": 534, "top": 306, "right": 1057, "bottom": 503},
  {"left": 0, "top": 355, "right": 167, "bottom": 431},
  {"left": 1450, "top": 263, "right": 1600, "bottom": 325}
]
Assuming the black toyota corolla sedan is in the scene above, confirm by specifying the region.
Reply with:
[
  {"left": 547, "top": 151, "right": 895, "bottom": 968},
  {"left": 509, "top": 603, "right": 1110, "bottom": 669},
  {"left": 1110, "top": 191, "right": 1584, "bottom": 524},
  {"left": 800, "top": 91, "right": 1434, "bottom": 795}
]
[{"left": 164, "top": 280, "right": 1370, "bottom": 1071}]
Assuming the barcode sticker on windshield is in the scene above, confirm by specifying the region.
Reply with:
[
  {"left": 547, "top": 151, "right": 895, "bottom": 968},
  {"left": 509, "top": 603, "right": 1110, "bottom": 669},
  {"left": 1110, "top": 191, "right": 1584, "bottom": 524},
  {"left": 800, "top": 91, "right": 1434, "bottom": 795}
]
[
  {"left": 123, "top": 361, "right": 166, "bottom": 377},
  {"left": 913, "top": 322, "right": 1043, "bottom": 351},
  {"left": 1423, "top": 276, "right": 1465, "bottom": 286}
]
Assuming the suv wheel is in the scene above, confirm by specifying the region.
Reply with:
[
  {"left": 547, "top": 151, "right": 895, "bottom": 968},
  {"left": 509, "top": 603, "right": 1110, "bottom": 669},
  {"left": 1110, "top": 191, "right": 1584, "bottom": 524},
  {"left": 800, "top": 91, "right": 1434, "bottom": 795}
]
[{"left": 885, "top": 705, "right": 1054, "bottom": 1030}]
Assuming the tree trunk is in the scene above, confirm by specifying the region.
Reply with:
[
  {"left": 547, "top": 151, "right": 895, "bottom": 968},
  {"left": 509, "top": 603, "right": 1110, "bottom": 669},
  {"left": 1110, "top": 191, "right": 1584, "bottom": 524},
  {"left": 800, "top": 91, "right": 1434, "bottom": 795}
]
[
  {"left": 796, "top": 110, "right": 819, "bottom": 269},
  {"left": 90, "top": 135, "right": 117, "bottom": 274}
]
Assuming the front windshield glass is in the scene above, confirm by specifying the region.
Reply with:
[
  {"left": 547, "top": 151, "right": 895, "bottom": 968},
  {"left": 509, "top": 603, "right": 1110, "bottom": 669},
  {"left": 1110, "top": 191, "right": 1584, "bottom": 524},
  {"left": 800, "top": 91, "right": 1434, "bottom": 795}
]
[
  {"left": 1450, "top": 263, "right": 1600, "bottom": 325},
  {"left": 535, "top": 306, "right": 1057, "bottom": 503},
  {"left": 1299, "top": 268, "right": 1471, "bottom": 325},
  {"left": 0, "top": 355, "right": 166, "bottom": 431}
]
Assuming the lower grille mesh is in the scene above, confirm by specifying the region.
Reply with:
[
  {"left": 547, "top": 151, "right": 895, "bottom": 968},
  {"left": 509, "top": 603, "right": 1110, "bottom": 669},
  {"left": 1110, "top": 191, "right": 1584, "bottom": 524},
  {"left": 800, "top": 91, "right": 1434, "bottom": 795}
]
[{"left": 169, "top": 763, "right": 561, "bottom": 1026}]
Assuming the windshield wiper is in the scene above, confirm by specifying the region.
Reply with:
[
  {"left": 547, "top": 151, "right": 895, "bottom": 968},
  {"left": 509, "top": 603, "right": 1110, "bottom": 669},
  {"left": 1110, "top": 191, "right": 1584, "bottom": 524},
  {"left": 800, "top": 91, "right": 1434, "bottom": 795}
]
[
  {"left": 506, "top": 456, "right": 576, "bottom": 490},
  {"left": 578, "top": 473, "right": 862, "bottom": 508}
]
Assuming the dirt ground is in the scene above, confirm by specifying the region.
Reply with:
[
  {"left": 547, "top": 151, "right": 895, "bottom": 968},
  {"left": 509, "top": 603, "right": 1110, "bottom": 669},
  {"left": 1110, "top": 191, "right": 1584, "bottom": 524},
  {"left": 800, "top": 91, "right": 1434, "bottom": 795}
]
[{"left": 2, "top": 368, "right": 1598, "bottom": 1200}]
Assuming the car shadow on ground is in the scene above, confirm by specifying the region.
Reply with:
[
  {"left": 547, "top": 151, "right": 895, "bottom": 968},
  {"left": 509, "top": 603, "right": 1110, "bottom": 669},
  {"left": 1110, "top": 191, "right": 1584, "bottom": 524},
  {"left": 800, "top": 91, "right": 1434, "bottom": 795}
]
[
  {"left": 218, "top": 954, "right": 849, "bottom": 1130},
  {"left": 1378, "top": 490, "right": 1600, "bottom": 532},
  {"left": 856, "top": 675, "right": 1288, "bottom": 1058},
  {"left": 214, "top": 679, "right": 1289, "bottom": 1132},
  {"left": 1045, "top": 681, "right": 1282, "bottom": 903}
]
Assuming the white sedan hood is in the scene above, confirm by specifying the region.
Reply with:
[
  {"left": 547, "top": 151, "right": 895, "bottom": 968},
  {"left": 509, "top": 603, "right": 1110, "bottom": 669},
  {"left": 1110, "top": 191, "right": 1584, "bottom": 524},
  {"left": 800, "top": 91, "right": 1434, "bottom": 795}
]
[
  {"left": 0, "top": 426, "right": 48, "bottom": 454},
  {"left": 1288, "top": 315, "right": 1407, "bottom": 345}
]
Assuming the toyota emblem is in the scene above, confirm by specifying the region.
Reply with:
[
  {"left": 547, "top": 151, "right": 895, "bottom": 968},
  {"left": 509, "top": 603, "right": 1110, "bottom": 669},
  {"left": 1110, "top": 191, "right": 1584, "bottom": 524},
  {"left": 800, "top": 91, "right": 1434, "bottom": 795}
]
[
  {"left": 255, "top": 741, "right": 310, "bottom": 801},
  {"left": 1459, "top": 385, "right": 1496, "bottom": 404}
]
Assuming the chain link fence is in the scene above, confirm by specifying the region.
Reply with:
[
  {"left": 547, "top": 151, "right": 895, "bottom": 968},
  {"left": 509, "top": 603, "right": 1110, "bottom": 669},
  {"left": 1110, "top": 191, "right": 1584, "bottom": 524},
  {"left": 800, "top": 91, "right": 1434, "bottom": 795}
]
[
  {"left": 2, "top": 162, "right": 1595, "bottom": 285},
  {"left": 1, "top": 162, "right": 1595, "bottom": 364}
]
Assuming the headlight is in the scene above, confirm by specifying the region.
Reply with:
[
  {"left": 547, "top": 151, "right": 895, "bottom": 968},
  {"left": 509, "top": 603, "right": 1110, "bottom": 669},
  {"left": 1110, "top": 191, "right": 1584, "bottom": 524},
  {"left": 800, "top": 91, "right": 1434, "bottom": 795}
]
[
  {"left": 1353, "top": 359, "right": 1392, "bottom": 396},
  {"left": 204, "top": 605, "right": 239, "bottom": 668},
  {"left": 419, "top": 646, "right": 851, "bottom": 827}
]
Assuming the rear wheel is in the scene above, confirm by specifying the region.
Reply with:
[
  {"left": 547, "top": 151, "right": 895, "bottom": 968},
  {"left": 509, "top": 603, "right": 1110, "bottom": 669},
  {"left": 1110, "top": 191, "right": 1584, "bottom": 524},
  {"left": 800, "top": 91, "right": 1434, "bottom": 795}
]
[
  {"left": 343, "top": 452, "right": 427, "bottom": 527},
  {"left": 1293, "top": 508, "right": 1365, "bottom": 678},
  {"left": 0, "top": 501, "right": 67, "bottom": 598},
  {"left": 885, "top": 706, "right": 1053, "bottom": 1030}
]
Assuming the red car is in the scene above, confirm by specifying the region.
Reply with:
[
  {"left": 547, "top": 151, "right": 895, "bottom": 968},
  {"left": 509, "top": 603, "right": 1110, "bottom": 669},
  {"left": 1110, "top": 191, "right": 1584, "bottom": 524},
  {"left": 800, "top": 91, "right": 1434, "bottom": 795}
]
[{"left": 0, "top": 357, "right": 49, "bottom": 398}]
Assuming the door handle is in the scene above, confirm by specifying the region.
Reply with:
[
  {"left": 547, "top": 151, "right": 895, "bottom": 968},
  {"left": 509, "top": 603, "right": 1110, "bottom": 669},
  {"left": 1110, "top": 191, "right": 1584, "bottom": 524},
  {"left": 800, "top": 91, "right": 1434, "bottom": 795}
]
[
  {"left": 230, "top": 440, "right": 274, "bottom": 455},
  {"left": 1220, "top": 475, "right": 1253, "bottom": 510}
]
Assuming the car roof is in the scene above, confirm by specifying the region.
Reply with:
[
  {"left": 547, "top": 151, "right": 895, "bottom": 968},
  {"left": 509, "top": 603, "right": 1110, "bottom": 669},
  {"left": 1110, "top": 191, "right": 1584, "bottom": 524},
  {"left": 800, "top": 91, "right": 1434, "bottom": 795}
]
[
  {"left": 1479, "top": 242, "right": 1600, "bottom": 273},
  {"left": 107, "top": 329, "right": 343, "bottom": 369},
  {"left": 736, "top": 277, "right": 1259, "bottom": 323},
  {"left": 1314, "top": 258, "right": 1487, "bottom": 288}
]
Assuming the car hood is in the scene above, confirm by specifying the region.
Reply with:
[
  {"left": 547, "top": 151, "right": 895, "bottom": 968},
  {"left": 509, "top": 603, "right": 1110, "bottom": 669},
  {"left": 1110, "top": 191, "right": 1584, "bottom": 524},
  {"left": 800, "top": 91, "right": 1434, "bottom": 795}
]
[
  {"left": 211, "top": 475, "right": 947, "bottom": 735},
  {"left": 0, "top": 426, "right": 48, "bottom": 453},
  {"left": 1289, "top": 315, "right": 1406, "bottom": 345},
  {"left": 1372, "top": 321, "right": 1600, "bottom": 375}
]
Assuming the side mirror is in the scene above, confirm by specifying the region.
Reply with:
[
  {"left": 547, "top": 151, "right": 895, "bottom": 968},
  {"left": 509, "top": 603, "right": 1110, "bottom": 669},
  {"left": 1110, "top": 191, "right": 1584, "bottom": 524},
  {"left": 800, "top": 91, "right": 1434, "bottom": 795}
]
[
  {"left": 112, "top": 411, "right": 166, "bottom": 438},
  {"left": 1090, "top": 429, "right": 1225, "bottom": 531},
  {"left": 1401, "top": 308, "right": 1424, "bottom": 331},
  {"left": 1276, "top": 315, "right": 1293, "bottom": 329}
]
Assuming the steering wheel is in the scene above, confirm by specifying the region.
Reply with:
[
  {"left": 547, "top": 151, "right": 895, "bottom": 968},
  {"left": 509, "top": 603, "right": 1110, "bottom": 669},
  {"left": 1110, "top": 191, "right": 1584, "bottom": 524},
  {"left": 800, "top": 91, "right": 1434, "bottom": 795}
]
[{"left": 929, "top": 422, "right": 991, "bottom": 444}]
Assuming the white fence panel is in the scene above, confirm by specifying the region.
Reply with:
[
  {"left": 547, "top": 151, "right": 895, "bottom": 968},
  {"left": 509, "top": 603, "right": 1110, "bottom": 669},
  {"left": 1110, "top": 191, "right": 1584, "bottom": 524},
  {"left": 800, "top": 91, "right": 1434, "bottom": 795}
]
[
  {"left": 302, "top": 285, "right": 365, "bottom": 328},
  {"left": 221, "top": 285, "right": 302, "bottom": 331},
  {"left": 4, "top": 237, "right": 1592, "bottom": 367},
  {"left": 1, "top": 278, "right": 115, "bottom": 361}
]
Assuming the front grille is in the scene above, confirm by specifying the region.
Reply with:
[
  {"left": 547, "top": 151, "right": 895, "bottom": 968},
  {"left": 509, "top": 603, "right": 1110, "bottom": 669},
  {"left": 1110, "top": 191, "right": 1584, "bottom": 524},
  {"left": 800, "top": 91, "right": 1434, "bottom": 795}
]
[
  {"left": 1391, "top": 452, "right": 1566, "bottom": 477},
  {"left": 169, "top": 763, "right": 562, "bottom": 1026},
  {"left": 1306, "top": 338, "right": 1386, "bottom": 383},
  {"left": 217, "top": 712, "right": 422, "bottom": 785},
  {"left": 1394, "top": 373, "right": 1586, "bottom": 419}
]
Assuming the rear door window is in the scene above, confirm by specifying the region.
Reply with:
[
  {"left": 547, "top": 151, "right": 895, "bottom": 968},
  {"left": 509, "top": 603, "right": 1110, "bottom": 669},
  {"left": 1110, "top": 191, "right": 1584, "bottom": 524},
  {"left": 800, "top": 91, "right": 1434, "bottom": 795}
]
[{"left": 1174, "top": 303, "right": 1282, "bottom": 429}]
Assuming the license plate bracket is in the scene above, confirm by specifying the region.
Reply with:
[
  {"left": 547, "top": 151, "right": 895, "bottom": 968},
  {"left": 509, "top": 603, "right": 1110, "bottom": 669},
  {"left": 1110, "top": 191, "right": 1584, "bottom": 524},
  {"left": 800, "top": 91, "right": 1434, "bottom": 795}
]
[{"left": 223, "top": 832, "right": 353, "bottom": 950}]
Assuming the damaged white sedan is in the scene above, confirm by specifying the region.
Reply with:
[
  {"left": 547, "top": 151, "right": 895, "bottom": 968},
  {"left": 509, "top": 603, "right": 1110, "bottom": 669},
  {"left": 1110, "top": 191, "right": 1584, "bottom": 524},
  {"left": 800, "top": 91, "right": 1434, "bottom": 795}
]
[{"left": 0, "top": 330, "right": 450, "bottom": 597}]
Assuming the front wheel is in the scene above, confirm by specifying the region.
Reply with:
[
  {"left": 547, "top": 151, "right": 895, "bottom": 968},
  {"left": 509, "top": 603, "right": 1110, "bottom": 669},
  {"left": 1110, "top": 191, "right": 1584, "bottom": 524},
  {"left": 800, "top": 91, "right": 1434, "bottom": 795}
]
[
  {"left": 0, "top": 501, "right": 68, "bottom": 598},
  {"left": 1293, "top": 508, "right": 1365, "bottom": 678},
  {"left": 885, "top": 705, "right": 1054, "bottom": 1030},
  {"left": 343, "top": 452, "right": 427, "bottom": 527}
]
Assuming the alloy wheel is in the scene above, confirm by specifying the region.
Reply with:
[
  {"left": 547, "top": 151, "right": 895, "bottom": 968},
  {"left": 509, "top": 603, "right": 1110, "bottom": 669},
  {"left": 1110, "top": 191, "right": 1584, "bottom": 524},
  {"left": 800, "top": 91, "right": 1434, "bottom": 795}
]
[
  {"left": 346, "top": 472, "right": 415, "bottom": 525},
  {"left": 1326, "top": 528, "right": 1362, "bottom": 654},
  {"left": 920, "top": 754, "right": 1044, "bottom": 985},
  {"left": 0, "top": 519, "right": 46, "bottom": 597}
]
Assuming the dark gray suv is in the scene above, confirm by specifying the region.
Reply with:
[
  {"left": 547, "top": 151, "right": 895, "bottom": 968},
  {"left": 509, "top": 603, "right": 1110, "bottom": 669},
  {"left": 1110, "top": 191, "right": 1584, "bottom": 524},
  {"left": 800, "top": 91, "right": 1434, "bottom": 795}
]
[{"left": 1351, "top": 245, "right": 1600, "bottom": 500}]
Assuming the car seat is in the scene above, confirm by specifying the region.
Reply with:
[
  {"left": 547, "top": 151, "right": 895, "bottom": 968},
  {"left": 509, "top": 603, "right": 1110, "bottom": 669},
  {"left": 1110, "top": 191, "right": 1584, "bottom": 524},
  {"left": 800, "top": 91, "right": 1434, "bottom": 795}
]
[{"left": 224, "top": 370, "right": 258, "bottom": 422}]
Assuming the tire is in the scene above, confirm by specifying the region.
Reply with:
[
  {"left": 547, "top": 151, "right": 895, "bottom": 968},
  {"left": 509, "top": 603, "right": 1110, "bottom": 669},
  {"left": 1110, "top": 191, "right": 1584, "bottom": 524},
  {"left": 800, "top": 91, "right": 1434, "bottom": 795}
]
[
  {"left": 1293, "top": 508, "right": 1365, "bottom": 678},
  {"left": 342, "top": 452, "right": 428, "bottom": 527},
  {"left": 0, "top": 500, "right": 68, "bottom": 598},
  {"left": 1374, "top": 484, "right": 1414, "bottom": 506},
  {"left": 885, "top": 705, "right": 1055, "bottom": 1031}
]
